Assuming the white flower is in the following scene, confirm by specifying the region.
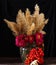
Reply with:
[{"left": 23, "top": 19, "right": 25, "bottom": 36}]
[{"left": 30, "top": 60, "right": 38, "bottom": 65}]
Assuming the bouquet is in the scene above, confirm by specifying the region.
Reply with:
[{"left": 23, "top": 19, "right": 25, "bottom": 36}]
[{"left": 4, "top": 4, "right": 48, "bottom": 65}]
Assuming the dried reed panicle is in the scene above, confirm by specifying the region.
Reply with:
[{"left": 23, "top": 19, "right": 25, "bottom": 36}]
[
  {"left": 4, "top": 19, "right": 19, "bottom": 36},
  {"left": 25, "top": 8, "right": 33, "bottom": 26},
  {"left": 4, "top": 4, "right": 48, "bottom": 36},
  {"left": 33, "top": 4, "right": 48, "bottom": 34},
  {"left": 25, "top": 8, "right": 35, "bottom": 35},
  {"left": 16, "top": 10, "right": 25, "bottom": 33},
  {"left": 27, "top": 23, "right": 35, "bottom": 35},
  {"left": 33, "top": 4, "right": 40, "bottom": 17},
  {"left": 16, "top": 10, "right": 29, "bottom": 34}
]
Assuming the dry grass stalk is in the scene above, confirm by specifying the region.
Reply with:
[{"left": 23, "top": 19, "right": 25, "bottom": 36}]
[{"left": 4, "top": 4, "right": 48, "bottom": 36}]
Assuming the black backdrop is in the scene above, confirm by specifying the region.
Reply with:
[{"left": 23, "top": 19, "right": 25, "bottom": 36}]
[{"left": 0, "top": 0, "right": 56, "bottom": 58}]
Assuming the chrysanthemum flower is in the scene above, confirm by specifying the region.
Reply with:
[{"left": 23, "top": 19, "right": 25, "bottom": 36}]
[
  {"left": 15, "top": 34, "right": 26, "bottom": 47},
  {"left": 28, "top": 35, "right": 34, "bottom": 44},
  {"left": 35, "top": 33, "right": 44, "bottom": 46}
]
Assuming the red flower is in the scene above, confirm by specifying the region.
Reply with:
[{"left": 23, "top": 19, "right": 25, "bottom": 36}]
[
  {"left": 15, "top": 36, "right": 19, "bottom": 47},
  {"left": 35, "top": 33, "right": 44, "bottom": 46},
  {"left": 15, "top": 34, "right": 26, "bottom": 47},
  {"left": 28, "top": 35, "right": 34, "bottom": 44},
  {"left": 24, "top": 36, "right": 29, "bottom": 43}
]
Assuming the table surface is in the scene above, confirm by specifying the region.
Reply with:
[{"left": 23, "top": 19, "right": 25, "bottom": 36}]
[{"left": 0, "top": 57, "right": 56, "bottom": 65}]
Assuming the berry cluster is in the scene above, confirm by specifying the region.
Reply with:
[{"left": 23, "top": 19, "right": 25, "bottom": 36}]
[{"left": 25, "top": 48, "right": 44, "bottom": 65}]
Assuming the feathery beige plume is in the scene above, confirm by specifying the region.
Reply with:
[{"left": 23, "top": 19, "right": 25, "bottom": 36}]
[
  {"left": 4, "top": 19, "right": 19, "bottom": 36},
  {"left": 25, "top": 8, "right": 33, "bottom": 25},
  {"left": 4, "top": 4, "right": 48, "bottom": 36},
  {"left": 27, "top": 23, "right": 35, "bottom": 35},
  {"left": 33, "top": 4, "right": 40, "bottom": 17}
]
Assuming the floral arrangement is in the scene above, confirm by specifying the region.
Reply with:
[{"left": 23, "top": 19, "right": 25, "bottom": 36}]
[{"left": 4, "top": 4, "right": 48, "bottom": 65}]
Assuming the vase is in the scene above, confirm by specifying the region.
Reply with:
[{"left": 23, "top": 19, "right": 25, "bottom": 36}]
[{"left": 20, "top": 47, "right": 29, "bottom": 62}]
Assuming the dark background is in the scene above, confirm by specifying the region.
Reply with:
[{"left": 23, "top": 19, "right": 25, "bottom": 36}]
[{"left": 0, "top": 0, "right": 56, "bottom": 58}]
